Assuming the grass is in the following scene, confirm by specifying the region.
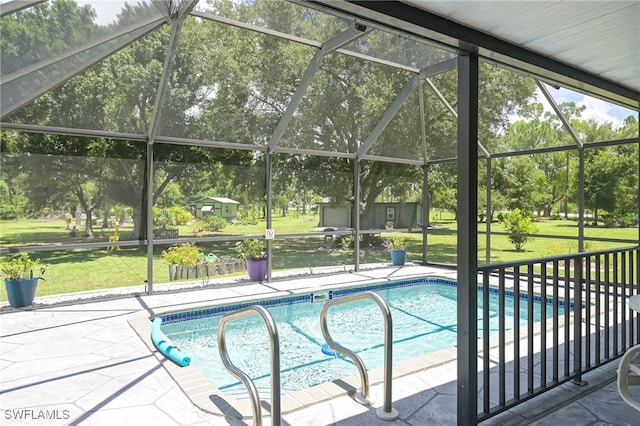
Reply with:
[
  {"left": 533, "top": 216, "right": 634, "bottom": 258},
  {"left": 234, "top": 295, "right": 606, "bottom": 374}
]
[{"left": 0, "top": 213, "right": 637, "bottom": 301}]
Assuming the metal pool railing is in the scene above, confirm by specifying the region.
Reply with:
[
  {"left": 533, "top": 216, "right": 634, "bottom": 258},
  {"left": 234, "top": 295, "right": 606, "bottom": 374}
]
[
  {"left": 475, "top": 246, "right": 640, "bottom": 422},
  {"left": 217, "top": 305, "right": 281, "bottom": 426},
  {"left": 320, "top": 291, "right": 399, "bottom": 421}
]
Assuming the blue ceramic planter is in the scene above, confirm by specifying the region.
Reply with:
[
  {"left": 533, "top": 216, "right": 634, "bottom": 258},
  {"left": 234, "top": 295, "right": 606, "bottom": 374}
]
[
  {"left": 5, "top": 277, "right": 39, "bottom": 308},
  {"left": 390, "top": 249, "right": 406, "bottom": 266}
]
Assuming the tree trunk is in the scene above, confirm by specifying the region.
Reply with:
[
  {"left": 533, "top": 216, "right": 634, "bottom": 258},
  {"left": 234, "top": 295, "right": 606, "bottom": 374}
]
[
  {"left": 425, "top": 190, "right": 431, "bottom": 227},
  {"left": 564, "top": 152, "right": 569, "bottom": 219},
  {"left": 398, "top": 200, "right": 406, "bottom": 227},
  {"left": 102, "top": 202, "right": 109, "bottom": 228},
  {"left": 12, "top": 183, "right": 19, "bottom": 210},
  {"left": 136, "top": 159, "right": 149, "bottom": 240},
  {"left": 133, "top": 205, "right": 143, "bottom": 240},
  {"left": 75, "top": 203, "right": 82, "bottom": 228},
  {"left": 359, "top": 207, "right": 370, "bottom": 230},
  {"left": 85, "top": 209, "right": 94, "bottom": 237},
  {"left": 78, "top": 199, "right": 95, "bottom": 237}
]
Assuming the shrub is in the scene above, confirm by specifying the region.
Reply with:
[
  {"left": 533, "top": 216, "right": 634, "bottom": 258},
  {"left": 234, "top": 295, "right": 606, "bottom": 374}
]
[
  {"left": 170, "top": 207, "right": 193, "bottom": 225},
  {"left": 617, "top": 213, "right": 637, "bottom": 228},
  {"left": 205, "top": 215, "right": 227, "bottom": 231},
  {"left": 382, "top": 234, "right": 407, "bottom": 251},
  {"left": 235, "top": 239, "right": 267, "bottom": 260},
  {"left": 338, "top": 234, "right": 355, "bottom": 250},
  {"left": 153, "top": 207, "right": 192, "bottom": 228},
  {"left": 361, "top": 234, "right": 384, "bottom": 248},
  {"left": 503, "top": 209, "right": 538, "bottom": 252},
  {"left": 0, "top": 204, "right": 18, "bottom": 220},
  {"left": 161, "top": 243, "right": 201, "bottom": 265},
  {"left": 153, "top": 206, "right": 172, "bottom": 229},
  {"left": 237, "top": 208, "right": 261, "bottom": 225},
  {"left": 0, "top": 252, "right": 46, "bottom": 280},
  {"left": 193, "top": 220, "right": 207, "bottom": 233}
]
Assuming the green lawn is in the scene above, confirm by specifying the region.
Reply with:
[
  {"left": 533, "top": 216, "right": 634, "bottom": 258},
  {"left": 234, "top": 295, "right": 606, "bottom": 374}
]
[{"left": 0, "top": 214, "right": 637, "bottom": 300}]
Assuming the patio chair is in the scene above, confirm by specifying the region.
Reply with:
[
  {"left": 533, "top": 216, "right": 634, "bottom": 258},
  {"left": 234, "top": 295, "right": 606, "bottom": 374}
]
[{"left": 617, "top": 344, "right": 640, "bottom": 411}]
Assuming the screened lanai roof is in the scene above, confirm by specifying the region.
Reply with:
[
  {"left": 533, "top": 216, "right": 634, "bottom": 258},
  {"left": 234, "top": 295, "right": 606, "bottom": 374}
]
[
  {"left": 313, "top": 0, "right": 640, "bottom": 109},
  {"left": 1, "top": 0, "right": 638, "bottom": 163}
]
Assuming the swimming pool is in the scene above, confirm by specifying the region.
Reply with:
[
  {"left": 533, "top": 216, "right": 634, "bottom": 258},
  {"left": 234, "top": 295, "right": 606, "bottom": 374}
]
[{"left": 159, "top": 276, "right": 565, "bottom": 398}]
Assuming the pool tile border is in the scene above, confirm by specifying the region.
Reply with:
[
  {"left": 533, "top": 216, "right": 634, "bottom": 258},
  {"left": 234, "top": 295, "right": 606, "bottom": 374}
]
[{"left": 159, "top": 275, "right": 572, "bottom": 326}]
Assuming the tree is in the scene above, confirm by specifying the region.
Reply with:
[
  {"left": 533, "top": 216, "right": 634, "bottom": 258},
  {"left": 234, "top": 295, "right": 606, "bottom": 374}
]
[
  {"left": 0, "top": 0, "right": 100, "bottom": 74},
  {"left": 612, "top": 117, "right": 640, "bottom": 223},
  {"left": 503, "top": 208, "right": 538, "bottom": 251},
  {"left": 3, "top": 3, "right": 255, "bottom": 238},
  {"left": 583, "top": 148, "right": 623, "bottom": 224},
  {"left": 0, "top": 131, "right": 28, "bottom": 218},
  {"left": 498, "top": 100, "right": 637, "bottom": 225},
  {"left": 569, "top": 114, "right": 637, "bottom": 225},
  {"left": 3, "top": 0, "right": 539, "bottom": 239},
  {"left": 13, "top": 133, "right": 110, "bottom": 237},
  {"left": 496, "top": 102, "right": 582, "bottom": 216}
]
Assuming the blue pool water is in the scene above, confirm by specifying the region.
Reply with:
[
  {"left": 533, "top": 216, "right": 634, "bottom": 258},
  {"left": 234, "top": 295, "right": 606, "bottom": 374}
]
[{"left": 161, "top": 278, "right": 564, "bottom": 397}]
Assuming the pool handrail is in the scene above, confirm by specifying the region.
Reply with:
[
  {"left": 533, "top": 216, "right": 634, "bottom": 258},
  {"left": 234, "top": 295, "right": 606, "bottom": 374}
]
[
  {"left": 320, "top": 291, "right": 399, "bottom": 421},
  {"left": 217, "top": 305, "right": 281, "bottom": 426}
]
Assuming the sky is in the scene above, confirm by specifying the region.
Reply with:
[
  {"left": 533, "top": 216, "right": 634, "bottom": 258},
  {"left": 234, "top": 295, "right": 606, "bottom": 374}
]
[
  {"left": 533, "top": 86, "right": 637, "bottom": 129},
  {"left": 76, "top": 0, "right": 126, "bottom": 25}
]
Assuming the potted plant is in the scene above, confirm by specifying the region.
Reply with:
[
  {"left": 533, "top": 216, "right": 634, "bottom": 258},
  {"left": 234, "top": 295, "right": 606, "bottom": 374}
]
[
  {"left": 235, "top": 239, "right": 267, "bottom": 281},
  {"left": 162, "top": 243, "right": 219, "bottom": 281},
  {"left": 383, "top": 234, "right": 407, "bottom": 266},
  {"left": 1, "top": 252, "right": 46, "bottom": 308}
]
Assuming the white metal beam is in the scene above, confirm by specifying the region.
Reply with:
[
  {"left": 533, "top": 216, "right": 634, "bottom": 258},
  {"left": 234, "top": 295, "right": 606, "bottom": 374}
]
[
  {"left": 192, "top": 10, "right": 425, "bottom": 74},
  {"left": 1, "top": 19, "right": 166, "bottom": 119},
  {"left": 268, "top": 26, "right": 367, "bottom": 150},
  {"left": 356, "top": 74, "right": 420, "bottom": 159},
  {"left": 2, "top": 17, "right": 165, "bottom": 85},
  {"left": 147, "top": 19, "right": 186, "bottom": 143},
  {"left": 0, "top": 0, "right": 46, "bottom": 17},
  {"left": 425, "top": 77, "right": 491, "bottom": 157},
  {"left": 536, "top": 80, "right": 584, "bottom": 148},
  {"left": 356, "top": 58, "right": 458, "bottom": 159}
]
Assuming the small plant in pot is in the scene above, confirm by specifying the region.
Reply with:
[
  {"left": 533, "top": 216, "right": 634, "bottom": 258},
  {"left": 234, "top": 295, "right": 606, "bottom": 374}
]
[
  {"left": 162, "top": 243, "right": 219, "bottom": 281},
  {"left": 161, "top": 243, "right": 201, "bottom": 266},
  {"left": 1, "top": 253, "right": 46, "bottom": 308},
  {"left": 383, "top": 234, "right": 407, "bottom": 266},
  {"left": 235, "top": 239, "right": 268, "bottom": 281}
]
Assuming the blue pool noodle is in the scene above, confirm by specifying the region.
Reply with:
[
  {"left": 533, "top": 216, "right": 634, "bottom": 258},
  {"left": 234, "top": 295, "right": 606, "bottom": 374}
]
[{"left": 151, "top": 317, "right": 191, "bottom": 367}]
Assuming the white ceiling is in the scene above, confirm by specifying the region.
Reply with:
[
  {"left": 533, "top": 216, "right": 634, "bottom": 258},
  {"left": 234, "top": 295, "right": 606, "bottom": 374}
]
[{"left": 404, "top": 0, "right": 639, "bottom": 94}]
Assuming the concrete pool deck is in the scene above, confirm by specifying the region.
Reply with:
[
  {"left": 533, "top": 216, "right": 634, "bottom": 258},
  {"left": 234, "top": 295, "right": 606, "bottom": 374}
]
[{"left": 1, "top": 264, "right": 639, "bottom": 425}]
